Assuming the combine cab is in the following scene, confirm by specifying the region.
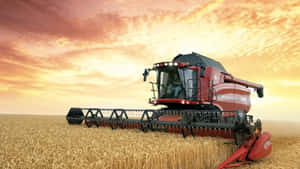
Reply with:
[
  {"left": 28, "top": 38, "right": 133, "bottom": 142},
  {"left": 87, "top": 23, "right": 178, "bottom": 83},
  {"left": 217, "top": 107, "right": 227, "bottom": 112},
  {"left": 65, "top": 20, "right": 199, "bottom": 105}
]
[{"left": 66, "top": 52, "right": 272, "bottom": 168}]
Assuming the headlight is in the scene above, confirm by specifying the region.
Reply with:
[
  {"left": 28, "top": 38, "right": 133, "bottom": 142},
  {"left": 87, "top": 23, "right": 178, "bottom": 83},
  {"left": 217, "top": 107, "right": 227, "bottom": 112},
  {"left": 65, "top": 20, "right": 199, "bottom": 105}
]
[
  {"left": 169, "top": 62, "right": 173, "bottom": 66},
  {"left": 174, "top": 62, "right": 178, "bottom": 66},
  {"left": 164, "top": 63, "right": 168, "bottom": 66}
]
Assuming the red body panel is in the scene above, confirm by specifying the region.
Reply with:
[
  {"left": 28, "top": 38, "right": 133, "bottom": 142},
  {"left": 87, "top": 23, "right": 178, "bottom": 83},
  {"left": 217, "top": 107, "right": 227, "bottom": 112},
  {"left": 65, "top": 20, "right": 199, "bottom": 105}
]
[
  {"left": 248, "top": 132, "right": 272, "bottom": 160},
  {"left": 213, "top": 83, "right": 251, "bottom": 113}
]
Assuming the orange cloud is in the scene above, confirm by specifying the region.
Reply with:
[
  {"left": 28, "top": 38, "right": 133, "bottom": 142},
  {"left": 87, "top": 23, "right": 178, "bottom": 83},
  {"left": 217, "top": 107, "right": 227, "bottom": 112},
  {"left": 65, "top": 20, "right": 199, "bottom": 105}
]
[{"left": 0, "top": 0, "right": 127, "bottom": 42}]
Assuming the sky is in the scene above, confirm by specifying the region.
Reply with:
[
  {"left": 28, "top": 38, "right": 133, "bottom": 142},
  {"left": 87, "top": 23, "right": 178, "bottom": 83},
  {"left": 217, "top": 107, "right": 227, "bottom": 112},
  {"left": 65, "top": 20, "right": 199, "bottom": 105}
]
[{"left": 0, "top": 0, "right": 299, "bottom": 121}]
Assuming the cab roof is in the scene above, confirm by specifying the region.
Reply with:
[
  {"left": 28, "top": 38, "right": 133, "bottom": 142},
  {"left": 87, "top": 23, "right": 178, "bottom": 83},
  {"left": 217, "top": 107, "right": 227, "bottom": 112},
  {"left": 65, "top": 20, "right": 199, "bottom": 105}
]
[{"left": 173, "top": 52, "right": 227, "bottom": 73}]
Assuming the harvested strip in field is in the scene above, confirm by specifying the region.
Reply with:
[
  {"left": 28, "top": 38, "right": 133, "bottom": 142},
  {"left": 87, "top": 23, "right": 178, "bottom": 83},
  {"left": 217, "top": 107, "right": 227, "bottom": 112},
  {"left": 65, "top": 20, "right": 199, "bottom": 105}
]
[{"left": 0, "top": 115, "right": 236, "bottom": 169}]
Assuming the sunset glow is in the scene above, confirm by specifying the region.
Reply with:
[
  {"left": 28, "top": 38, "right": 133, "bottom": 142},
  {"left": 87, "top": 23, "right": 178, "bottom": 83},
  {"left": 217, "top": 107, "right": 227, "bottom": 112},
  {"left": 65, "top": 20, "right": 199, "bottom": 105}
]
[{"left": 0, "top": 0, "right": 299, "bottom": 121}]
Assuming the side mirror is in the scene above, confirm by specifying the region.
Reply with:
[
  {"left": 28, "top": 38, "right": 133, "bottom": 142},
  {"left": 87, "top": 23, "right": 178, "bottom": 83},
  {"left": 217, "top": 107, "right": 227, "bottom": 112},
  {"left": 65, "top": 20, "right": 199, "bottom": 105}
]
[
  {"left": 257, "top": 87, "right": 264, "bottom": 98},
  {"left": 143, "top": 68, "right": 151, "bottom": 82}
]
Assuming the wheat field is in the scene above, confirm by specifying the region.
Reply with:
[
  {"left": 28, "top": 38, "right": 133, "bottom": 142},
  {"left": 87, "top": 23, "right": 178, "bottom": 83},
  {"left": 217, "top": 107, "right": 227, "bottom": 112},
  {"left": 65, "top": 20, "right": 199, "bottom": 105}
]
[
  {"left": 0, "top": 115, "right": 236, "bottom": 169},
  {"left": 0, "top": 115, "right": 299, "bottom": 169}
]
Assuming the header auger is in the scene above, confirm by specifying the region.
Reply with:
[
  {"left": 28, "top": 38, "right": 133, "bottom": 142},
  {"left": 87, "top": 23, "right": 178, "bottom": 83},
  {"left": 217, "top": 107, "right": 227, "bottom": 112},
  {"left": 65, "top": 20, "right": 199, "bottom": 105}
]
[{"left": 66, "top": 52, "right": 272, "bottom": 168}]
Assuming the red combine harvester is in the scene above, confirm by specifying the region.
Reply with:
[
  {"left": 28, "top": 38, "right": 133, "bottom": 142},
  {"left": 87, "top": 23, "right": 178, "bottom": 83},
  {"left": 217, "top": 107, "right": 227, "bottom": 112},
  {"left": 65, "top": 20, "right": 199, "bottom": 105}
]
[{"left": 66, "top": 52, "right": 272, "bottom": 168}]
